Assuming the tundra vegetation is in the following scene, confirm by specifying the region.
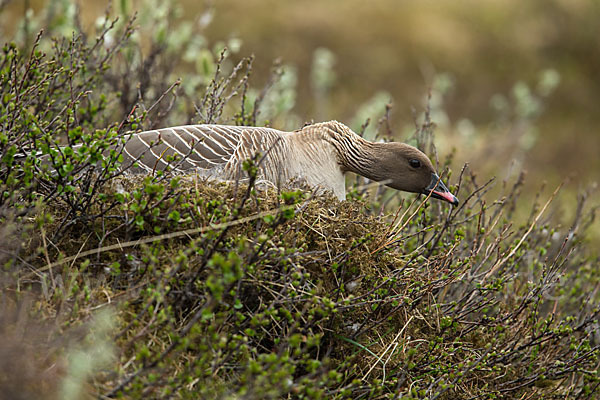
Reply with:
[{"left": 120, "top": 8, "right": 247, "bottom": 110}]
[{"left": 0, "top": 2, "right": 598, "bottom": 399}]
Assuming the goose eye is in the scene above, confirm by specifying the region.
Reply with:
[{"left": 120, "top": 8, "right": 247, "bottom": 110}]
[{"left": 409, "top": 159, "right": 421, "bottom": 168}]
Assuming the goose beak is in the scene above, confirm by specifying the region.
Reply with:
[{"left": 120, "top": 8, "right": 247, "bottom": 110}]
[{"left": 424, "top": 173, "right": 459, "bottom": 206}]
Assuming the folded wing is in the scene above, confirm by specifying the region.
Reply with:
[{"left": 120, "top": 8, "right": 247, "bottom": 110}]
[{"left": 118, "top": 125, "right": 286, "bottom": 177}]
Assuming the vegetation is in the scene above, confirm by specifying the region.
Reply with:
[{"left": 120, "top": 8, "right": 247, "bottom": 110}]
[{"left": 1, "top": 1, "right": 599, "bottom": 399}]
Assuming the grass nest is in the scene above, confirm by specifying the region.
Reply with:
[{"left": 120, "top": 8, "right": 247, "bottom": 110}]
[{"left": 2, "top": 173, "right": 599, "bottom": 399}]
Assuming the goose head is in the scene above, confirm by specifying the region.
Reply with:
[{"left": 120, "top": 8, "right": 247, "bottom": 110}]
[{"left": 370, "top": 142, "right": 459, "bottom": 206}]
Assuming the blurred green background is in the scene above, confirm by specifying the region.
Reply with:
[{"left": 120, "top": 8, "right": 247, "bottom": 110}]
[{"left": 3, "top": 0, "right": 599, "bottom": 202}]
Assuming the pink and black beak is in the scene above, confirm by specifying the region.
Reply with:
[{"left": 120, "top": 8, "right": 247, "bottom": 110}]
[{"left": 423, "top": 173, "right": 459, "bottom": 206}]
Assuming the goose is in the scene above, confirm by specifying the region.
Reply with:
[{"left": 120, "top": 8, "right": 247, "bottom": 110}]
[{"left": 114, "top": 120, "right": 458, "bottom": 205}]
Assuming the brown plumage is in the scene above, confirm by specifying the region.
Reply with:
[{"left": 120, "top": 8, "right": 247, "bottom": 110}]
[{"left": 115, "top": 120, "right": 458, "bottom": 205}]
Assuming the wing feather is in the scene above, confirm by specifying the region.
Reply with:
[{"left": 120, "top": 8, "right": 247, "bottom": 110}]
[
  {"left": 119, "top": 124, "right": 288, "bottom": 176},
  {"left": 211, "top": 125, "right": 242, "bottom": 144}
]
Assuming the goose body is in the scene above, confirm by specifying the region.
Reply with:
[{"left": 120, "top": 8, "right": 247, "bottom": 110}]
[{"left": 116, "top": 120, "right": 458, "bottom": 205}]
